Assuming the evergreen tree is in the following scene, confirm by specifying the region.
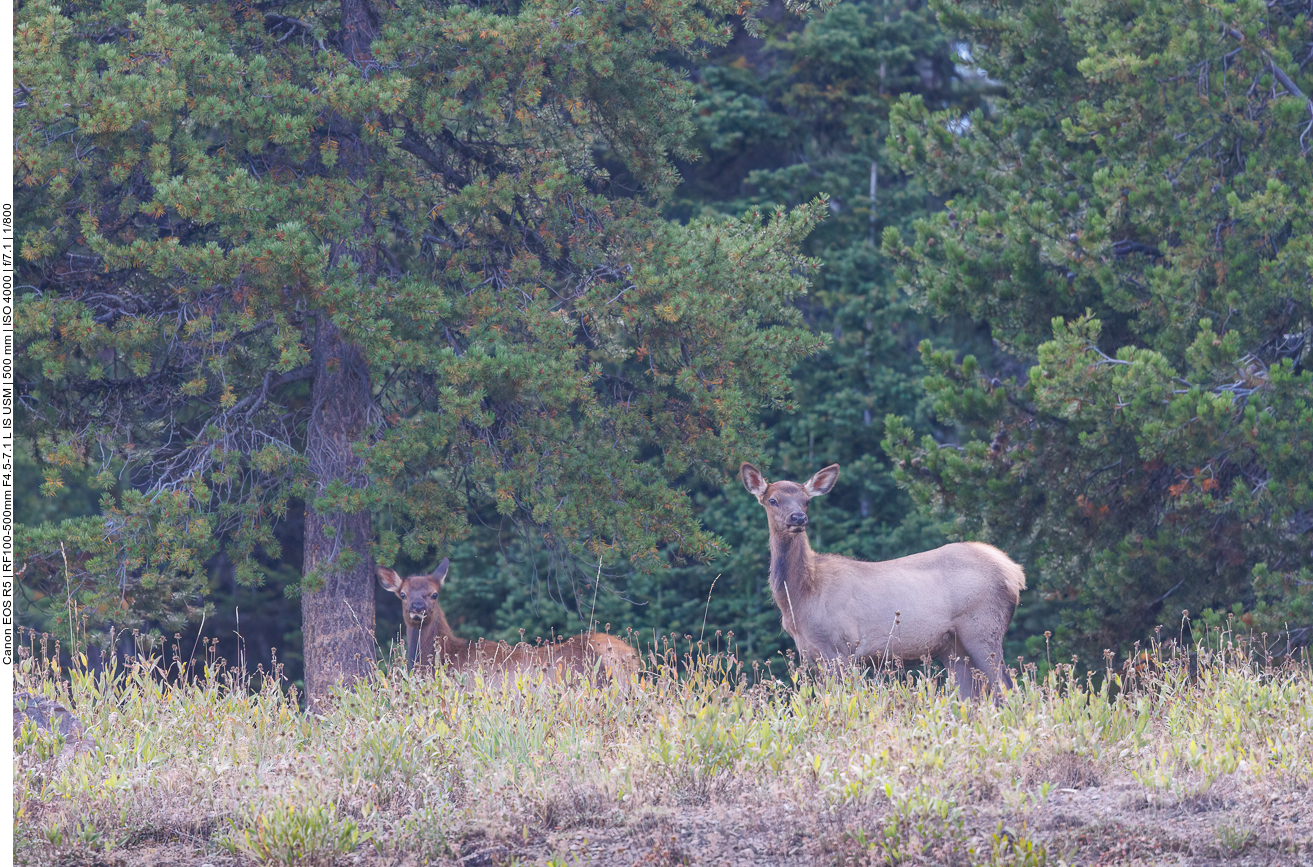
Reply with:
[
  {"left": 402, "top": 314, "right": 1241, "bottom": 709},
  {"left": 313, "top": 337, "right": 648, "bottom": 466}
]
[
  {"left": 883, "top": 0, "right": 1313, "bottom": 660},
  {"left": 362, "top": 0, "right": 998, "bottom": 669},
  {"left": 14, "top": 0, "right": 828, "bottom": 705},
  {"left": 657, "top": 0, "right": 985, "bottom": 664}
]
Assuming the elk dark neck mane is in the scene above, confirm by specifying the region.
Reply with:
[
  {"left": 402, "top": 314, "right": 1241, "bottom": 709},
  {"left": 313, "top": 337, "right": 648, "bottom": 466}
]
[
  {"left": 769, "top": 530, "right": 818, "bottom": 603},
  {"left": 407, "top": 605, "right": 470, "bottom": 669}
]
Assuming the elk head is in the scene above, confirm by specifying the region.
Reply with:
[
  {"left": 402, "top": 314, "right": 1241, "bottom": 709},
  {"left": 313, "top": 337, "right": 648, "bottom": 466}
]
[
  {"left": 740, "top": 463, "right": 840, "bottom": 535},
  {"left": 376, "top": 557, "right": 450, "bottom": 628}
]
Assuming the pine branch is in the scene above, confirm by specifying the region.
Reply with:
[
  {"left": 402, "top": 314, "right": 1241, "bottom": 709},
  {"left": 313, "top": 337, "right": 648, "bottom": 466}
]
[{"left": 1221, "top": 23, "right": 1313, "bottom": 150}]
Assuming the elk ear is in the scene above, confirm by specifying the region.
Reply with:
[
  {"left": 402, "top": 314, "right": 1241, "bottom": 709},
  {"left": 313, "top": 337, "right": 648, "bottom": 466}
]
[
  {"left": 430, "top": 557, "right": 450, "bottom": 588},
  {"left": 741, "top": 463, "right": 768, "bottom": 499},
  {"left": 376, "top": 567, "right": 404, "bottom": 595},
  {"left": 803, "top": 464, "right": 840, "bottom": 497}
]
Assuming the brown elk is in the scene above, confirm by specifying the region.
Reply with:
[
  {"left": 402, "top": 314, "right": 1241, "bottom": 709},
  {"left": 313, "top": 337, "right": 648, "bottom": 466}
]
[
  {"left": 376, "top": 558, "right": 639, "bottom": 686},
  {"left": 741, "top": 462, "right": 1026, "bottom": 698}
]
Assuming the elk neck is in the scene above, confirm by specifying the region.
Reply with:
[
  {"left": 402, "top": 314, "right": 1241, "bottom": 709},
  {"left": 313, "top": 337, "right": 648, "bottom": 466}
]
[
  {"left": 406, "top": 604, "right": 470, "bottom": 668},
  {"left": 768, "top": 526, "right": 817, "bottom": 607}
]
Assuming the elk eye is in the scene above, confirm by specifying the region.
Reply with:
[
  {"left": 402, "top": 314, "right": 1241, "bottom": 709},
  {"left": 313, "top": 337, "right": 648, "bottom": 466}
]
[
  {"left": 398, "top": 591, "right": 406, "bottom": 599},
  {"left": 431, "top": 592, "right": 439, "bottom": 599},
  {"left": 768, "top": 498, "right": 777, "bottom": 506}
]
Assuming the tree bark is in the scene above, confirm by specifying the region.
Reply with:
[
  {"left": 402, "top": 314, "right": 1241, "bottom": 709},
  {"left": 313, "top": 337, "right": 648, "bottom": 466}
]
[
  {"left": 301, "top": 316, "right": 376, "bottom": 711},
  {"left": 299, "top": 0, "right": 381, "bottom": 713}
]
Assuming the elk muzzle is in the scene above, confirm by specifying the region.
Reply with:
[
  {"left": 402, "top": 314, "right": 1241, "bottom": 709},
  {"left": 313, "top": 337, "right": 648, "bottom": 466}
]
[{"left": 786, "top": 512, "right": 808, "bottom": 532}]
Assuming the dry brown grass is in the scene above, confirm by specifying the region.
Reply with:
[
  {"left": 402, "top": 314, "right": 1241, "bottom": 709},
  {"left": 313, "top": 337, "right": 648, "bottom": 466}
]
[{"left": 12, "top": 630, "right": 1313, "bottom": 866}]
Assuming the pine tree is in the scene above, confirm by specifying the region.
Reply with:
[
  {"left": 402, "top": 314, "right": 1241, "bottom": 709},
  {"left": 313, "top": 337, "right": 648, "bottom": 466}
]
[
  {"left": 660, "top": 0, "right": 985, "bottom": 664},
  {"left": 431, "top": 0, "right": 991, "bottom": 667},
  {"left": 232, "top": 0, "right": 996, "bottom": 671},
  {"left": 14, "top": 0, "right": 828, "bottom": 706},
  {"left": 883, "top": 0, "right": 1313, "bottom": 661}
]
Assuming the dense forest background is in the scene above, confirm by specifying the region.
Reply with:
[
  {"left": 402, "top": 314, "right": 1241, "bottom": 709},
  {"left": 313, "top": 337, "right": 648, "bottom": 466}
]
[{"left": 15, "top": 0, "right": 1313, "bottom": 690}]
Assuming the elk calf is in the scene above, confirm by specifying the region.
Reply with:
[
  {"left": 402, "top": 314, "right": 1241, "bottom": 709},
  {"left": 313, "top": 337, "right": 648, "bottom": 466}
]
[
  {"left": 376, "top": 559, "right": 639, "bottom": 686},
  {"left": 742, "top": 462, "right": 1025, "bottom": 698}
]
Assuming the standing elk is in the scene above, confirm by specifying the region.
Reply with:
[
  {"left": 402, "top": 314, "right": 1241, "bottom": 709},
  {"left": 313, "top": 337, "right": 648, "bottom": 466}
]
[
  {"left": 741, "top": 462, "right": 1026, "bottom": 698},
  {"left": 376, "top": 558, "right": 639, "bottom": 686}
]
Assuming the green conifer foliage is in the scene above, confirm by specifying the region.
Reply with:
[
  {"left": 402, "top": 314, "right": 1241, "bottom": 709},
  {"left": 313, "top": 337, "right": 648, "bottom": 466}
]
[
  {"left": 14, "top": 0, "right": 827, "bottom": 703},
  {"left": 608, "top": 0, "right": 988, "bottom": 665},
  {"left": 884, "top": 0, "right": 1313, "bottom": 660},
  {"left": 330, "top": 0, "right": 994, "bottom": 670}
]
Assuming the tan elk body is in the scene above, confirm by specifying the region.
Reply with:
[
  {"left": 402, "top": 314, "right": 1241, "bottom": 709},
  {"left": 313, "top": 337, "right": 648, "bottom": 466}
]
[
  {"left": 742, "top": 463, "right": 1025, "bottom": 698},
  {"left": 376, "top": 559, "right": 639, "bottom": 686}
]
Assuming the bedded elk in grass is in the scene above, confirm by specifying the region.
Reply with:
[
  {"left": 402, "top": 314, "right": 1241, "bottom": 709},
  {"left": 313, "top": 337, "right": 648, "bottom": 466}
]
[
  {"left": 376, "top": 559, "right": 639, "bottom": 686},
  {"left": 741, "top": 463, "right": 1026, "bottom": 698}
]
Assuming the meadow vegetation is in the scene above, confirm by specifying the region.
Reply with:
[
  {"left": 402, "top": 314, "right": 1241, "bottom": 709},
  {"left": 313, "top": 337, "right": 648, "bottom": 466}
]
[{"left": 13, "top": 627, "right": 1312, "bottom": 866}]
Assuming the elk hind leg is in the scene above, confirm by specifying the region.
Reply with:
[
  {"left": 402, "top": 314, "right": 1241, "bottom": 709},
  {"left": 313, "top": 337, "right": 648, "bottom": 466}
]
[
  {"left": 960, "top": 633, "right": 1012, "bottom": 696},
  {"left": 943, "top": 636, "right": 978, "bottom": 700}
]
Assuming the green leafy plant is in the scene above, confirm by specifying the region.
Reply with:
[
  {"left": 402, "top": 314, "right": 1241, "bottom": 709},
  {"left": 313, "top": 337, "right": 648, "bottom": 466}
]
[
  {"left": 220, "top": 798, "right": 371, "bottom": 867},
  {"left": 1215, "top": 820, "right": 1257, "bottom": 856}
]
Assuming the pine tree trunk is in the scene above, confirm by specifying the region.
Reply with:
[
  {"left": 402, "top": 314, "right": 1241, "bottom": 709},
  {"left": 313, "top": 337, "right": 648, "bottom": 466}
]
[
  {"left": 301, "top": 316, "right": 376, "bottom": 712},
  {"left": 299, "top": 0, "right": 380, "bottom": 713}
]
